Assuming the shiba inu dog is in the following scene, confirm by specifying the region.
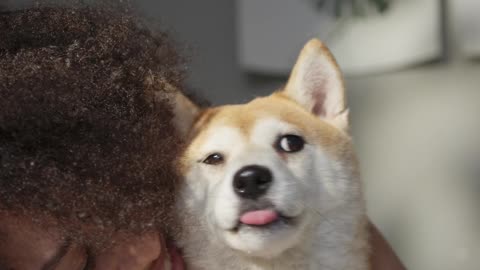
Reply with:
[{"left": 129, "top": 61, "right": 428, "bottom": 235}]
[{"left": 172, "top": 39, "right": 370, "bottom": 270}]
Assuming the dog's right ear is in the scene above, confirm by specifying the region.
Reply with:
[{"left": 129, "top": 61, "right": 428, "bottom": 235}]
[
  {"left": 152, "top": 80, "right": 200, "bottom": 137},
  {"left": 170, "top": 91, "right": 201, "bottom": 138}
]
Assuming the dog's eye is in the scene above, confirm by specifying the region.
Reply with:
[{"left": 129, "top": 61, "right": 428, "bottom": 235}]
[
  {"left": 276, "top": 135, "right": 305, "bottom": 153},
  {"left": 203, "top": 153, "right": 224, "bottom": 165}
]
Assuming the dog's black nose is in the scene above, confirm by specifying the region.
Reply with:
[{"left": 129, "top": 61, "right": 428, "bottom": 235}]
[{"left": 233, "top": 165, "right": 272, "bottom": 200}]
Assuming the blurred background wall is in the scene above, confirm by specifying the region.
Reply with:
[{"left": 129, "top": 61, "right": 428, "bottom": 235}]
[
  {"left": 139, "top": 2, "right": 480, "bottom": 269},
  {"left": 6, "top": 0, "right": 480, "bottom": 269}
]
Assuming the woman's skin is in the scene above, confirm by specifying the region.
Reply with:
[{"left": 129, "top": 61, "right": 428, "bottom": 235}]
[
  {"left": 0, "top": 212, "right": 182, "bottom": 270},
  {"left": 0, "top": 212, "right": 404, "bottom": 270},
  {"left": 369, "top": 222, "right": 407, "bottom": 270}
]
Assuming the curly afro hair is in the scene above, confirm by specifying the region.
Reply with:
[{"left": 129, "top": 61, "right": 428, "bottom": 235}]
[{"left": 0, "top": 3, "right": 189, "bottom": 246}]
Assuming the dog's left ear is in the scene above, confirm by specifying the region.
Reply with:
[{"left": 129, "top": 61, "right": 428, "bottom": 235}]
[{"left": 283, "top": 39, "right": 349, "bottom": 131}]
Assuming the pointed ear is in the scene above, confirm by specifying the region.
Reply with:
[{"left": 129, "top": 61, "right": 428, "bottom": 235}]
[
  {"left": 283, "top": 39, "right": 349, "bottom": 131},
  {"left": 171, "top": 91, "right": 201, "bottom": 137},
  {"left": 153, "top": 81, "right": 200, "bottom": 138}
]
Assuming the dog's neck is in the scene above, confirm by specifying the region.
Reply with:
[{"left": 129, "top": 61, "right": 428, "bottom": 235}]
[{"left": 179, "top": 206, "right": 370, "bottom": 270}]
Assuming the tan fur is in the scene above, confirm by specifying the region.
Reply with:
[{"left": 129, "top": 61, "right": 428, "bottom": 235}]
[
  {"left": 174, "top": 39, "right": 370, "bottom": 270},
  {"left": 183, "top": 94, "right": 352, "bottom": 168}
]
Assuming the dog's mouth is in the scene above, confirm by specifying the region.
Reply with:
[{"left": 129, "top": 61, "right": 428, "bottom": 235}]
[{"left": 230, "top": 208, "right": 297, "bottom": 232}]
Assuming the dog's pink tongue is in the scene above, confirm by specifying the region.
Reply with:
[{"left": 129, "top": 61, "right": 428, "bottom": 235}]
[{"left": 240, "top": 210, "right": 278, "bottom": 225}]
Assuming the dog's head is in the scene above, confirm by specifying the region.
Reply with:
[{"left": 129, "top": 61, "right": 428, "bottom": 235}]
[{"left": 174, "top": 39, "right": 362, "bottom": 258}]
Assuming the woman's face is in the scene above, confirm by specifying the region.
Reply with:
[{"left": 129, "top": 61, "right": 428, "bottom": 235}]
[{"left": 0, "top": 211, "right": 168, "bottom": 270}]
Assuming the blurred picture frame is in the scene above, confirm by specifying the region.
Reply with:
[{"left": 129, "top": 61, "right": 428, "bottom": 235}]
[
  {"left": 451, "top": 0, "right": 480, "bottom": 58},
  {"left": 236, "top": 0, "right": 442, "bottom": 76}
]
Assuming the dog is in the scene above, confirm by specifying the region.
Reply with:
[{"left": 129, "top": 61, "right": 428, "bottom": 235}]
[{"left": 171, "top": 39, "right": 370, "bottom": 270}]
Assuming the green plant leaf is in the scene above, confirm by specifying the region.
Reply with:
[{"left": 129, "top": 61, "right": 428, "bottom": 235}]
[{"left": 312, "top": 0, "right": 391, "bottom": 17}]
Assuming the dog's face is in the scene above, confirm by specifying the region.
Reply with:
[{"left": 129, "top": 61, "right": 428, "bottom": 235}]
[{"left": 174, "top": 39, "right": 361, "bottom": 258}]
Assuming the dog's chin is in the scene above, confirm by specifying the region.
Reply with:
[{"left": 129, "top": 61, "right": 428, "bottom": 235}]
[{"left": 222, "top": 214, "right": 303, "bottom": 258}]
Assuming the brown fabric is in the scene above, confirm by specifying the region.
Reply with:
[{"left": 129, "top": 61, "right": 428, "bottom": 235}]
[{"left": 0, "top": 4, "right": 187, "bottom": 249}]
